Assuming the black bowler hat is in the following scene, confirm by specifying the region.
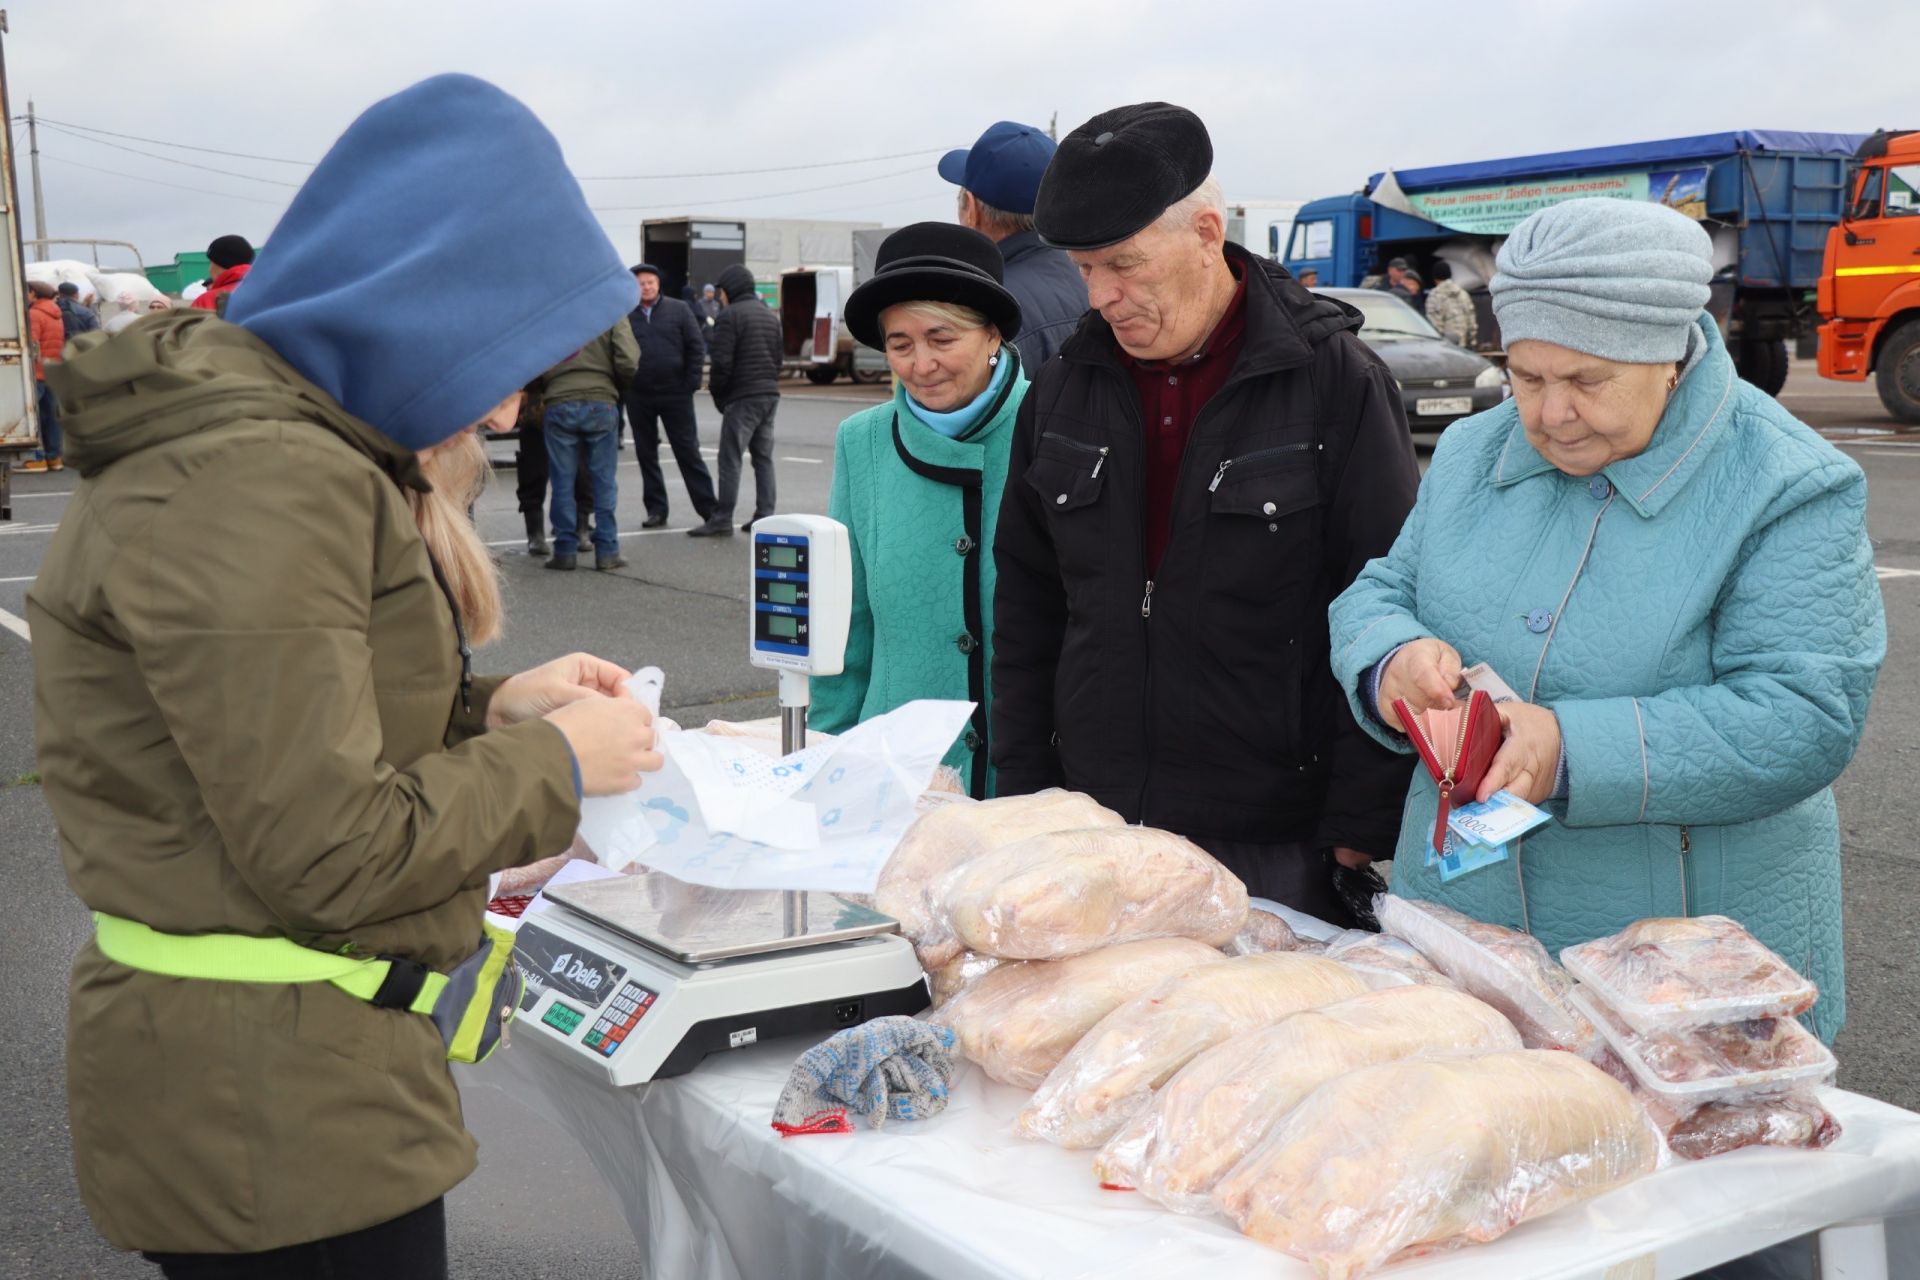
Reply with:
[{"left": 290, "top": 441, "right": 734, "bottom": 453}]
[
  {"left": 1034, "top": 102, "right": 1213, "bottom": 252},
  {"left": 842, "top": 223, "right": 1022, "bottom": 351}
]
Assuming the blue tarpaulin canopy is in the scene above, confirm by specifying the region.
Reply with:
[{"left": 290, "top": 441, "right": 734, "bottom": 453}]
[{"left": 1370, "top": 131, "right": 1869, "bottom": 194}]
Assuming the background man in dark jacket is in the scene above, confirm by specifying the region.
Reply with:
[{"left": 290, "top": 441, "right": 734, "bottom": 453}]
[
  {"left": 992, "top": 103, "right": 1421, "bottom": 923},
  {"left": 625, "top": 263, "right": 716, "bottom": 528},
  {"left": 941, "top": 120, "right": 1087, "bottom": 371},
  {"left": 694, "top": 263, "right": 782, "bottom": 537},
  {"left": 55, "top": 282, "right": 99, "bottom": 337}
]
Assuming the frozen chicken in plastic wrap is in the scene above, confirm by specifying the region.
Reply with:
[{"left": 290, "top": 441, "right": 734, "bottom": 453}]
[
  {"left": 1222, "top": 907, "right": 1322, "bottom": 956},
  {"left": 1016, "top": 953, "right": 1367, "bottom": 1148},
  {"left": 1213, "top": 1049, "right": 1659, "bottom": 1279},
  {"left": 924, "top": 950, "right": 1001, "bottom": 1008},
  {"left": 1321, "top": 930, "right": 1455, "bottom": 989},
  {"left": 1096, "top": 985, "right": 1520, "bottom": 1209},
  {"left": 875, "top": 791, "right": 1125, "bottom": 972},
  {"left": 932, "top": 825, "right": 1249, "bottom": 961},
  {"left": 1377, "top": 894, "right": 1596, "bottom": 1054},
  {"left": 925, "top": 937, "right": 1225, "bottom": 1088},
  {"left": 1560, "top": 914, "right": 1817, "bottom": 1031}
]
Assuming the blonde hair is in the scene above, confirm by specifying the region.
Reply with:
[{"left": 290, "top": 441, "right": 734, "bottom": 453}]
[
  {"left": 884, "top": 299, "right": 993, "bottom": 334},
  {"left": 409, "top": 429, "right": 503, "bottom": 645}
]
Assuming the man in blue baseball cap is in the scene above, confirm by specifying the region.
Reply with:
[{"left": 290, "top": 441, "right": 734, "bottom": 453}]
[{"left": 940, "top": 121, "right": 1087, "bottom": 368}]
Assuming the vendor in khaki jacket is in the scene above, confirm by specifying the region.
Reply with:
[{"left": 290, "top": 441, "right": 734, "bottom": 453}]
[
  {"left": 992, "top": 103, "right": 1420, "bottom": 921},
  {"left": 813, "top": 224, "right": 1027, "bottom": 797},
  {"left": 29, "top": 76, "right": 661, "bottom": 1275},
  {"left": 1329, "top": 199, "right": 1885, "bottom": 1042}
]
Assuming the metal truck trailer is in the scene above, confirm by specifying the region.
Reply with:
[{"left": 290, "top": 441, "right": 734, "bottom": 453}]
[{"left": 1283, "top": 131, "right": 1865, "bottom": 393}]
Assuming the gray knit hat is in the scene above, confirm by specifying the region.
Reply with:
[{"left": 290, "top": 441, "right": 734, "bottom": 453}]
[{"left": 1491, "top": 198, "right": 1712, "bottom": 364}]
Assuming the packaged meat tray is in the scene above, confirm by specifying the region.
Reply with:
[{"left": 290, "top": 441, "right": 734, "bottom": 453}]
[
  {"left": 1560, "top": 914, "right": 1818, "bottom": 1034},
  {"left": 1568, "top": 986, "right": 1835, "bottom": 1108},
  {"left": 1375, "top": 895, "right": 1596, "bottom": 1054}
]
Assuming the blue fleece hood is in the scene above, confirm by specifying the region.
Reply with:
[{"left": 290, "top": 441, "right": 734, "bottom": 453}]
[{"left": 226, "top": 74, "right": 637, "bottom": 452}]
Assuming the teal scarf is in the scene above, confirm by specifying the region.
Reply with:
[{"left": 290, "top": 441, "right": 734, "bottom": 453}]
[{"left": 907, "top": 348, "right": 1014, "bottom": 439}]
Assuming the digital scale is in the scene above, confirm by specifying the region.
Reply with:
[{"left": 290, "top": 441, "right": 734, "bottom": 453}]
[{"left": 514, "top": 515, "right": 927, "bottom": 1086}]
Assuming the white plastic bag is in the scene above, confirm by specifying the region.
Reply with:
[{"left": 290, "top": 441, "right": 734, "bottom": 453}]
[{"left": 575, "top": 689, "right": 973, "bottom": 892}]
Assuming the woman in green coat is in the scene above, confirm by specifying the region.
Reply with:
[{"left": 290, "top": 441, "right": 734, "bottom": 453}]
[{"left": 813, "top": 224, "right": 1028, "bottom": 797}]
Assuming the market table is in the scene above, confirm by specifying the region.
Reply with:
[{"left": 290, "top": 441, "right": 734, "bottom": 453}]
[{"left": 473, "top": 1020, "right": 1920, "bottom": 1280}]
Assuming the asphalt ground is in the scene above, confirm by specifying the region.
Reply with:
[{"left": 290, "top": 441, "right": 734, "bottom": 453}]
[{"left": 1, "top": 363, "right": 1917, "bottom": 1275}]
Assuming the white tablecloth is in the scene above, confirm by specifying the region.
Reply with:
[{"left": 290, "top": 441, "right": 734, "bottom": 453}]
[{"left": 473, "top": 1031, "right": 1920, "bottom": 1280}]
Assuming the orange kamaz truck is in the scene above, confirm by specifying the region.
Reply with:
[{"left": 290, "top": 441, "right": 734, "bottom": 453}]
[{"left": 1818, "top": 129, "right": 1920, "bottom": 420}]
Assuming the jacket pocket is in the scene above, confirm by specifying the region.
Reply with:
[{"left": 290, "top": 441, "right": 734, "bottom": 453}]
[
  {"left": 1026, "top": 431, "right": 1110, "bottom": 513},
  {"left": 1202, "top": 445, "right": 1319, "bottom": 603}
]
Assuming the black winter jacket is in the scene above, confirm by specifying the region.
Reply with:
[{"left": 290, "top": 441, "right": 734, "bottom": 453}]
[
  {"left": 709, "top": 265, "right": 783, "bottom": 409},
  {"left": 990, "top": 245, "right": 1419, "bottom": 856},
  {"left": 627, "top": 295, "right": 707, "bottom": 396},
  {"left": 999, "top": 229, "right": 1087, "bottom": 372}
]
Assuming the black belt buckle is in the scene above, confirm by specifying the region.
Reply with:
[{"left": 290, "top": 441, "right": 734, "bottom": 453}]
[{"left": 370, "top": 955, "right": 432, "bottom": 1010}]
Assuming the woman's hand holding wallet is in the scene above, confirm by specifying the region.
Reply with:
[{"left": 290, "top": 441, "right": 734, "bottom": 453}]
[
  {"left": 1478, "top": 701, "right": 1561, "bottom": 806},
  {"left": 1377, "top": 638, "right": 1464, "bottom": 733},
  {"left": 1383, "top": 639, "right": 1562, "bottom": 809}
]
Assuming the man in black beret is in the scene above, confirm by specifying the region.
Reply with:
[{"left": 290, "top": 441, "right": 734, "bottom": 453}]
[
  {"left": 624, "top": 263, "right": 717, "bottom": 529},
  {"left": 991, "top": 102, "right": 1421, "bottom": 923}
]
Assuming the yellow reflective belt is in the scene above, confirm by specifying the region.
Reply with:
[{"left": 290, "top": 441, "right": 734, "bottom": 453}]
[
  {"left": 1833, "top": 264, "right": 1920, "bottom": 277},
  {"left": 92, "top": 912, "right": 447, "bottom": 1014}
]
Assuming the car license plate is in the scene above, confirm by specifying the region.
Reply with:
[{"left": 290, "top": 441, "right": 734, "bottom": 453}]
[{"left": 1417, "top": 396, "right": 1473, "bottom": 416}]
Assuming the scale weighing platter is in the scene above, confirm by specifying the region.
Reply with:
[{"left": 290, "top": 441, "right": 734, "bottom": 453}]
[
  {"left": 518, "top": 870, "right": 927, "bottom": 1085},
  {"left": 543, "top": 870, "right": 899, "bottom": 963}
]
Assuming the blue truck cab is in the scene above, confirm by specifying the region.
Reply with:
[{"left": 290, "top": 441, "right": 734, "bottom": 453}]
[{"left": 1284, "top": 131, "right": 1865, "bottom": 393}]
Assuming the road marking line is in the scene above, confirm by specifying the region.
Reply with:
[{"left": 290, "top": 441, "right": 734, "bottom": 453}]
[
  {"left": 1877, "top": 567, "right": 1920, "bottom": 581},
  {"left": 0, "top": 522, "right": 57, "bottom": 536},
  {"left": 780, "top": 456, "right": 823, "bottom": 465},
  {"left": 8, "top": 490, "right": 74, "bottom": 499},
  {"left": 0, "top": 574, "right": 35, "bottom": 583},
  {"left": 0, "top": 603, "right": 29, "bottom": 642},
  {"left": 1861, "top": 449, "right": 1920, "bottom": 458},
  {"left": 484, "top": 527, "right": 684, "bottom": 548}
]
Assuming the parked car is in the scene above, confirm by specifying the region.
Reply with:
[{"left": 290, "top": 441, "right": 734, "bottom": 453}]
[{"left": 1316, "top": 287, "right": 1506, "bottom": 428}]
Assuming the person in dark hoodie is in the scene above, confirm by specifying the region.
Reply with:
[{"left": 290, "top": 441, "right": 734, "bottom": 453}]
[
  {"left": 692, "top": 262, "right": 783, "bottom": 536},
  {"left": 991, "top": 103, "right": 1420, "bottom": 924},
  {"left": 28, "top": 75, "right": 660, "bottom": 1279}
]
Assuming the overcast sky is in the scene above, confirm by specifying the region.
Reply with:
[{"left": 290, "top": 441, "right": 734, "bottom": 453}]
[{"left": 8, "top": 0, "right": 1914, "bottom": 273}]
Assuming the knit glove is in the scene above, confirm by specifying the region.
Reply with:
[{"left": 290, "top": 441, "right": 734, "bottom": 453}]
[{"left": 771, "top": 1016, "right": 958, "bottom": 1136}]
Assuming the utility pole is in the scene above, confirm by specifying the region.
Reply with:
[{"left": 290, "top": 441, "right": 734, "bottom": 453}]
[
  {"left": 1048, "top": 112, "right": 1058, "bottom": 142},
  {"left": 26, "top": 94, "right": 42, "bottom": 261}
]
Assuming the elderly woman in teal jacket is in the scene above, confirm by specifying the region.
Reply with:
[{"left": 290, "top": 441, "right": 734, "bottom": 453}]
[
  {"left": 812, "top": 224, "right": 1029, "bottom": 798},
  {"left": 1329, "top": 199, "right": 1884, "bottom": 1041}
]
